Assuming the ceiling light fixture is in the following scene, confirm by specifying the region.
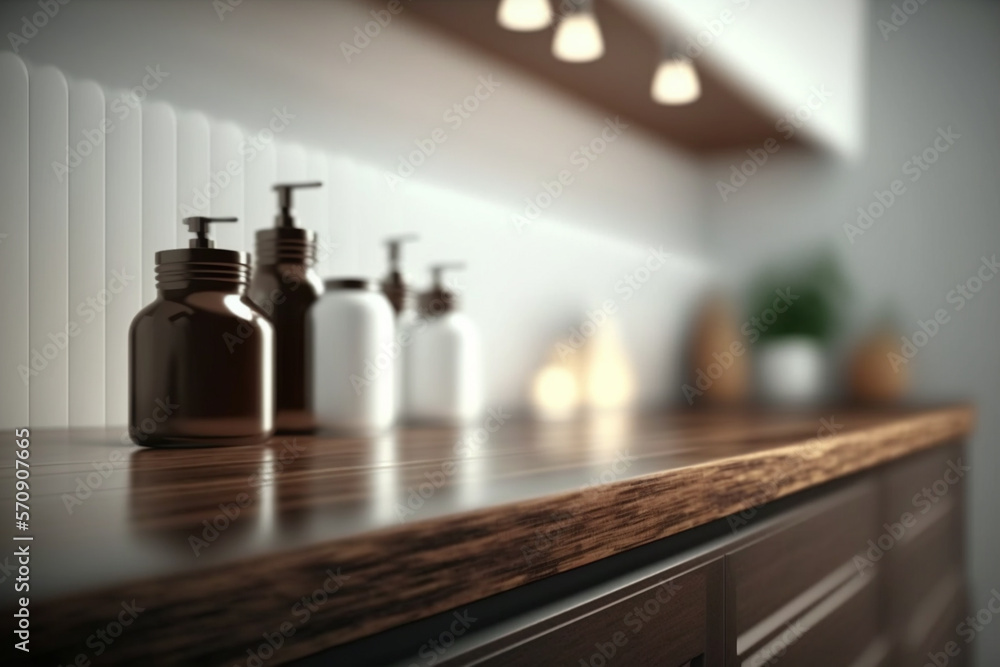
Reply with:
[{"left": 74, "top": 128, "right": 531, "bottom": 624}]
[
  {"left": 650, "top": 53, "right": 701, "bottom": 105},
  {"left": 496, "top": 0, "right": 553, "bottom": 32},
  {"left": 552, "top": 0, "right": 604, "bottom": 63}
]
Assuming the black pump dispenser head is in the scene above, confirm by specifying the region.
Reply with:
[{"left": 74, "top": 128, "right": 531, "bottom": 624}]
[
  {"left": 430, "top": 263, "right": 465, "bottom": 290},
  {"left": 155, "top": 216, "right": 248, "bottom": 291},
  {"left": 273, "top": 182, "right": 322, "bottom": 228},
  {"left": 382, "top": 234, "right": 419, "bottom": 315},
  {"left": 420, "top": 263, "right": 465, "bottom": 316},
  {"left": 184, "top": 216, "right": 238, "bottom": 248},
  {"left": 385, "top": 234, "right": 419, "bottom": 272}
]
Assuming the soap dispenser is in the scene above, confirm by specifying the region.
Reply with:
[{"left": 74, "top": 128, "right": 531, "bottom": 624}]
[
  {"left": 405, "top": 264, "right": 483, "bottom": 424},
  {"left": 381, "top": 235, "right": 419, "bottom": 414},
  {"left": 249, "top": 181, "right": 325, "bottom": 433},
  {"left": 380, "top": 234, "right": 419, "bottom": 316},
  {"left": 129, "top": 216, "right": 274, "bottom": 447}
]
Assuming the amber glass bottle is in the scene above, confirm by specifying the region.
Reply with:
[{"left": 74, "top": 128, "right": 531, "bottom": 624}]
[
  {"left": 129, "top": 216, "right": 274, "bottom": 447},
  {"left": 249, "top": 182, "right": 324, "bottom": 433}
]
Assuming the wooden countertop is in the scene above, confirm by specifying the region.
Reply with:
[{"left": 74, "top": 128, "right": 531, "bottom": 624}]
[{"left": 3, "top": 406, "right": 973, "bottom": 665}]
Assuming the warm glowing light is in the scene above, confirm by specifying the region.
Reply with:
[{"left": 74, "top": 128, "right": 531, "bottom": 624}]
[
  {"left": 532, "top": 363, "right": 580, "bottom": 420},
  {"left": 581, "top": 324, "right": 634, "bottom": 411},
  {"left": 585, "top": 356, "right": 634, "bottom": 410},
  {"left": 552, "top": 10, "right": 604, "bottom": 63},
  {"left": 497, "top": 0, "right": 553, "bottom": 31},
  {"left": 651, "top": 56, "right": 701, "bottom": 105}
]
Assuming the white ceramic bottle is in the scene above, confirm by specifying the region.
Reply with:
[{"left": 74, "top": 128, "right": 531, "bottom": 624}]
[
  {"left": 312, "top": 278, "right": 396, "bottom": 434},
  {"left": 406, "top": 264, "right": 483, "bottom": 424}
]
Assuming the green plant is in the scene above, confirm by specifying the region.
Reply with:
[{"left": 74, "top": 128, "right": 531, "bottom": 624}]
[{"left": 746, "top": 249, "right": 850, "bottom": 344}]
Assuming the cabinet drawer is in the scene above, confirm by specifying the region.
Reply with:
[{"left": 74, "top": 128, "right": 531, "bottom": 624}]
[
  {"left": 726, "top": 478, "right": 880, "bottom": 665},
  {"left": 884, "top": 443, "right": 966, "bottom": 521},
  {"left": 465, "top": 560, "right": 723, "bottom": 667},
  {"left": 898, "top": 578, "right": 967, "bottom": 666},
  {"left": 886, "top": 499, "right": 962, "bottom": 619},
  {"left": 737, "top": 574, "right": 882, "bottom": 667}
]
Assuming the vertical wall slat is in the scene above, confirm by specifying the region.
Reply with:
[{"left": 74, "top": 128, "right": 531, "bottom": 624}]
[
  {"left": 176, "top": 111, "right": 211, "bottom": 247},
  {"left": 141, "top": 101, "right": 177, "bottom": 306},
  {"left": 243, "top": 140, "right": 277, "bottom": 260},
  {"left": 327, "top": 155, "right": 360, "bottom": 276},
  {"left": 105, "top": 90, "right": 143, "bottom": 427},
  {"left": 0, "top": 53, "right": 30, "bottom": 429},
  {"left": 68, "top": 80, "right": 107, "bottom": 427},
  {"left": 276, "top": 143, "right": 308, "bottom": 183},
  {"left": 209, "top": 121, "right": 245, "bottom": 252},
  {"left": 357, "top": 162, "right": 387, "bottom": 276},
  {"left": 28, "top": 65, "right": 70, "bottom": 428},
  {"left": 305, "top": 150, "right": 332, "bottom": 276}
]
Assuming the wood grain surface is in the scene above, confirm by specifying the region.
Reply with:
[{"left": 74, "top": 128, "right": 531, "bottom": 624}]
[{"left": 0, "top": 406, "right": 973, "bottom": 665}]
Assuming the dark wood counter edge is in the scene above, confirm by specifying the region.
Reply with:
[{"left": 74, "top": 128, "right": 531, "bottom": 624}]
[{"left": 32, "top": 406, "right": 975, "bottom": 666}]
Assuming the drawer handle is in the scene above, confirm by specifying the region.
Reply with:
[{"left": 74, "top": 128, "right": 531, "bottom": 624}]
[{"left": 739, "top": 561, "right": 872, "bottom": 666}]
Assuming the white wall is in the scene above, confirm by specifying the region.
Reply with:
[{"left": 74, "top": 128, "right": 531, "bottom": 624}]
[
  {"left": 0, "top": 0, "right": 709, "bottom": 429},
  {"left": 703, "top": 1, "right": 1000, "bottom": 663},
  {"left": 628, "top": 0, "right": 868, "bottom": 158}
]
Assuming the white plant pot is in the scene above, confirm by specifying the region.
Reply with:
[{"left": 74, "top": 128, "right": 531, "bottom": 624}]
[{"left": 757, "top": 337, "right": 827, "bottom": 406}]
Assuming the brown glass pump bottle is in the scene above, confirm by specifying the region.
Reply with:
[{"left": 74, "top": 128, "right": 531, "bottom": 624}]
[
  {"left": 381, "top": 234, "right": 419, "bottom": 315},
  {"left": 249, "top": 182, "right": 325, "bottom": 433},
  {"left": 129, "top": 216, "right": 274, "bottom": 447}
]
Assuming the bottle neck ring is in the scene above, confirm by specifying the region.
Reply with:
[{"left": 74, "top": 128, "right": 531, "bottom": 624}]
[
  {"left": 155, "top": 260, "right": 250, "bottom": 293},
  {"left": 255, "top": 228, "right": 317, "bottom": 265}
]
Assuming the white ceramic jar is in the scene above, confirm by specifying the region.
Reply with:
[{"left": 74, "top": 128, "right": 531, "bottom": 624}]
[
  {"left": 313, "top": 279, "right": 396, "bottom": 434},
  {"left": 756, "top": 336, "right": 827, "bottom": 405}
]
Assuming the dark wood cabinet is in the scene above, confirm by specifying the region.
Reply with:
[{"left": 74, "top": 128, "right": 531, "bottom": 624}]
[
  {"left": 725, "top": 480, "right": 884, "bottom": 667},
  {"left": 300, "top": 443, "right": 968, "bottom": 667},
  {"left": 467, "top": 560, "right": 724, "bottom": 667},
  {"left": 882, "top": 445, "right": 968, "bottom": 666}
]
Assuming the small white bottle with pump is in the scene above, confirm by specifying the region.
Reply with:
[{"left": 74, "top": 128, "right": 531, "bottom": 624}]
[{"left": 405, "top": 264, "right": 483, "bottom": 425}]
